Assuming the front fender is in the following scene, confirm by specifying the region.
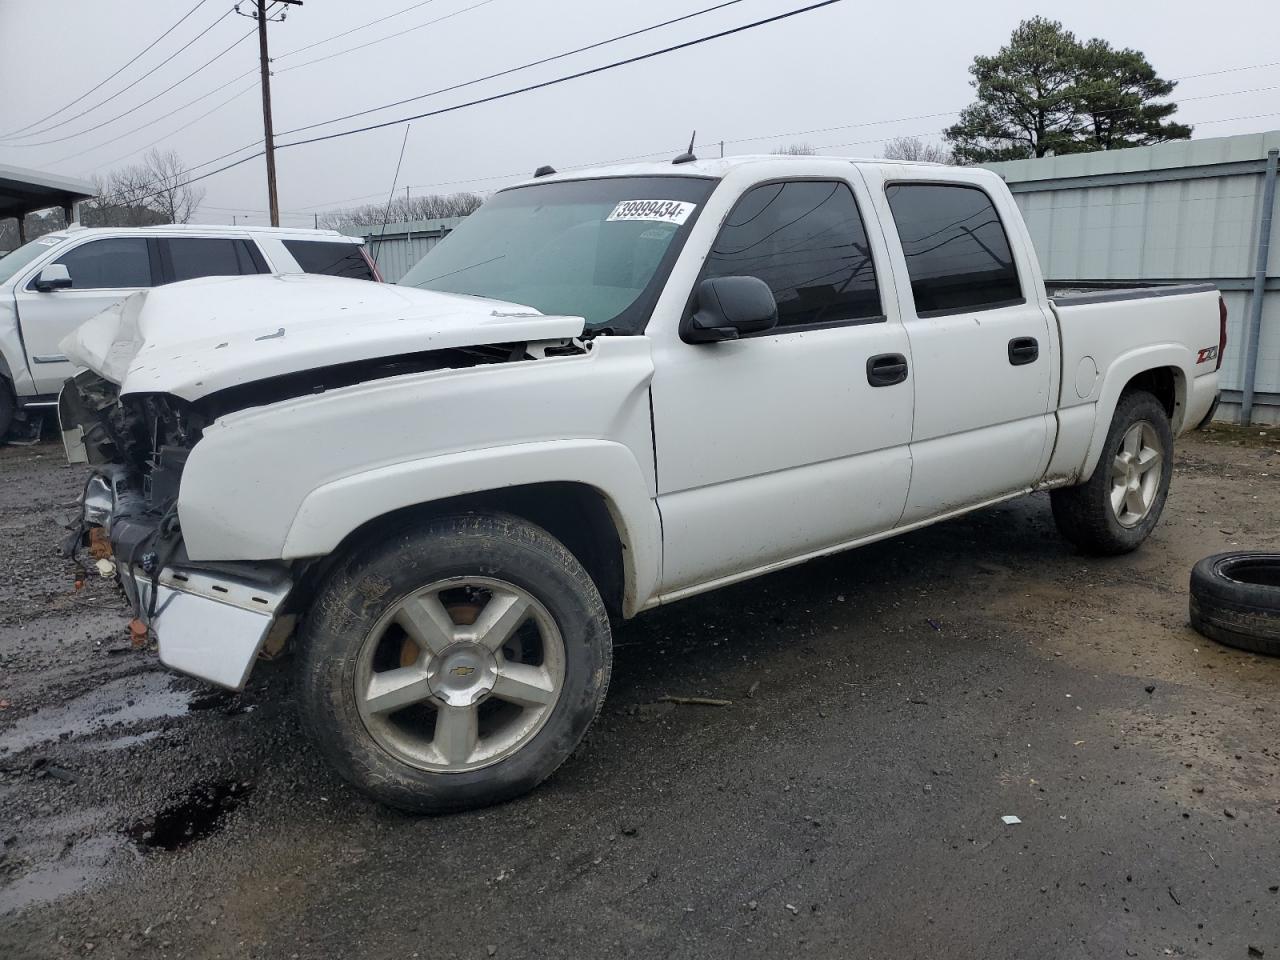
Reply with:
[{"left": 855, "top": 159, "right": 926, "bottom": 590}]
[
  {"left": 1079, "top": 344, "right": 1191, "bottom": 479},
  {"left": 281, "top": 439, "right": 662, "bottom": 614}
]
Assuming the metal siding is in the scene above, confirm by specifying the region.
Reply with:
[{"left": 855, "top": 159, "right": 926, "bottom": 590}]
[
  {"left": 988, "top": 132, "right": 1280, "bottom": 408},
  {"left": 345, "top": 217, "right": 465, "bottom": 283}
]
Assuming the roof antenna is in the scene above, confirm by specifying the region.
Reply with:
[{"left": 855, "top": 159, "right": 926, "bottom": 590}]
[
  {"left": 672, "top": 130, "right": 697, "bottom": 165},
  {"left": 372, "top": 124, "right": 411, "bottom": 275}
]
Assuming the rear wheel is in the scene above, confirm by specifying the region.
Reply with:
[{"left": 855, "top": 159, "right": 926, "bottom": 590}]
[
  {"left": 1050, "top": 389, "right": 1174, "bottom": 555},
  {"left": 297, "top": 512, "right": 612, "bottom": 813}
]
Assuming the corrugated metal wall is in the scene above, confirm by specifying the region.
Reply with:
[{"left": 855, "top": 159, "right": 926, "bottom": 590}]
[
  {"left": 986, "top": 132, "right": 1280, "bottom": 424},
  {"left": 343, "top": 217, "right": 465, "bottom": 283}
]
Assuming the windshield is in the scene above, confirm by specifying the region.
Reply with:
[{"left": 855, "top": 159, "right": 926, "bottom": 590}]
[
  {"left": 397, "top": 176, "right": 714, "bottom": 333},
  {"left": 0, "top": 234, "right": 63, "bottom": 285}
]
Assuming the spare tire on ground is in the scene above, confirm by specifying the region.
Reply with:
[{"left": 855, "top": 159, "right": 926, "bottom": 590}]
[{"left": 1189, "top": 552, "right": 1280, "bottom": 657}]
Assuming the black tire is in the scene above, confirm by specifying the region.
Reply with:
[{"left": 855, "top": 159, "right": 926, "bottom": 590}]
[
  {"left": 1189, "top": 552, "right": 1280, "bottom": 657},
  {"left": 0, "top": 379, "right": 14, "bottom": 441},
  {"left": 1050, "top": 389, "right": 1174, "bottom": 555},
  {"left": 297, "top": 512, "right": 612, "bottom": 813}
]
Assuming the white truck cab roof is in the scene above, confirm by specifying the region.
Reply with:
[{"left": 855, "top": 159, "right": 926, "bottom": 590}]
[{"left": 513, "top": 153, "right": 956, "bottom": 188}]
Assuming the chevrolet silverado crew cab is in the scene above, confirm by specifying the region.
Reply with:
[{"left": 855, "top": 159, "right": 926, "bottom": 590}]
[
  {"left": 57, "top": 155, "right": 1226, "bottom": 812},
  {"left": 0, "top": 224, "right": 377, "bottom": 438}
]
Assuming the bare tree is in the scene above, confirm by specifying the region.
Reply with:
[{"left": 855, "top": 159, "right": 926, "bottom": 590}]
[
  {"left": 318, "top": 192, "right": 484, "bottom": 230},
  {"left": 141, "top": 149, "right": 205, "bottom": 223},
  {"left": 772, "top": 142, "right": 817, "bottom": 156},
  {"left": 881, "top": 136, "right": 954, "bottom": 164}
]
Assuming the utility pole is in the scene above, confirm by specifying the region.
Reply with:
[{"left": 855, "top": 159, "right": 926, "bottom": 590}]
[{"left": 239, "top": 0, "right": 302, "bottom": 226}]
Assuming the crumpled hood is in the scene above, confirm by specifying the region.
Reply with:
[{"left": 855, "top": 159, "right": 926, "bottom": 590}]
[{"left": 60, "top": 273, "right": 585, "bottom": 401}]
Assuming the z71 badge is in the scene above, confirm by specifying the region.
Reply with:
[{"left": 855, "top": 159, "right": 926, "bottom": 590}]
[{"left": 1196, "top": 345, "right": 1219, "bottom": 364}]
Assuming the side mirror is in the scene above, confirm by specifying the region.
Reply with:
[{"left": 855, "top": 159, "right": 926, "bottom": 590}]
[
  {"left": 34, "top": 263, "right": 72, "bottom": 292},
  {"left": 682, "top": 276, "right": 778, "bottom": 344}
]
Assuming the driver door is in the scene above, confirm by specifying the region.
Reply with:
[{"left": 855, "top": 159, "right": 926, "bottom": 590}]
[{"left": 649, "top": 175, "right": 914, "bottom": 598}]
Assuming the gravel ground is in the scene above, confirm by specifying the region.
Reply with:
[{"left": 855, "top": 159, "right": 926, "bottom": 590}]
[{"left": 0, "top": 425, "right": 1278, "bottom": 960}]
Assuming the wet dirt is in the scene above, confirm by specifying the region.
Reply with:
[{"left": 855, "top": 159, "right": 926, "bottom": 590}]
[{"left": 0, "top": 428, "right": 1278, "bottom": 959}]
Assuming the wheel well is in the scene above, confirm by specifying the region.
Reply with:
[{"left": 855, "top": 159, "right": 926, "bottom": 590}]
[
  {"left": 305, "top": 482, "right": 627, "bottom": 622},
  {"left": 1123, "top": 367, "right": 1181, "bottom": 423}
]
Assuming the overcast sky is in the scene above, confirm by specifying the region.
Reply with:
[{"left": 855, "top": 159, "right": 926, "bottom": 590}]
[{"left": 1, "top": 0, "right": 1276, "bottom": 227}]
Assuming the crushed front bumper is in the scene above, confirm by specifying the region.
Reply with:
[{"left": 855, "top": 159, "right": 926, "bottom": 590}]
[
  {"left": 122, "top": 563, "right": 293, "bottom": 690},
  {"left": 76, "top": 467, "right": 295, "bottom": 691}
]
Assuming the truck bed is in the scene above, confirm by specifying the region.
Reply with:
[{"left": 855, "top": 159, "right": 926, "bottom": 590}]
[{"left": 1046, "top": 281, "right": 1218, "bottom": 305}]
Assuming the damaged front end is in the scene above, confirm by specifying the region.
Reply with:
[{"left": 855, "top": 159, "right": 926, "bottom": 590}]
[
  {"left": 60, "top": 370, "right": 296, "bottom": 690},
  {"left": 54, "top": 274, "right": 592, "bottom": 690}
]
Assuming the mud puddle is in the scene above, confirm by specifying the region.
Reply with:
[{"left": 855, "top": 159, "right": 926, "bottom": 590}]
[
  {"left": 0, "top": 672, "right": 192, "bottom": 757},
  {"left": 0, "top": 835, "right": 128, "bottom": 916},
  {"left": 126, "top": 779, "right": 253, "bottom": 852}
]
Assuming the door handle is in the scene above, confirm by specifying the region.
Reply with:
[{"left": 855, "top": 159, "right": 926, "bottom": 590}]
[
  {"left": 866, "top": 353, "right": 908, "bottom": 387},
  {"left": 1008, "top": 337, "right": 1039, "bottom": 365}
]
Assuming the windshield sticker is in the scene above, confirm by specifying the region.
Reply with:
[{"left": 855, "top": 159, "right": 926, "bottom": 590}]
[
  {"left": 36, "top": 236, "right": 61, "bottom": 245},
  {"left": 607, "top": 200, "right": 696, "bottom": 225}
]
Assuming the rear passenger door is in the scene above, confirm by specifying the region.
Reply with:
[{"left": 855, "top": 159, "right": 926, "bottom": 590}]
[
  {"left": 159, "top": 237, "right": 268, "bottom": 284},
  {"left": 863, "top": 170, "right": 1055, "bottom": 523}
]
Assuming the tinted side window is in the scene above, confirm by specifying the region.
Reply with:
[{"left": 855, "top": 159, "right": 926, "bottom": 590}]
[
  {"left": 884, "top": 183, "right": 1022, "bottom": 315},
  {"left": 166, "top": 238, "right": 263, "bottom": 283},
  {"left": 703, "top": 180, "right": 881, "bottom": 328},
  {"left": 282, "top": 240, "right": 375, "bottom": 280},
  {"left": 53, "top": 238, "right": 151, "bottom": 289}
]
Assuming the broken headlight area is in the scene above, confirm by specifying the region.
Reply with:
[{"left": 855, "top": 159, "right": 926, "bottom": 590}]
[
  {"left": 60, "top": 370, "right": 206, "bottom": 475},
  {"left": 60, "top": 372, "right": 202, "bottom": 572}
]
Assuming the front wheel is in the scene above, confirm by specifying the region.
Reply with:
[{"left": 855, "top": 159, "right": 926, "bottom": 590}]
[
  {"left": 297, "top": 512, "right": 612, "bottom": 813},
  {"left": 0, "top": 379, "right": 14, "bottom": 441},
  {"left": 1050, "top": 389, "right": 1174, "bottom": 555}
]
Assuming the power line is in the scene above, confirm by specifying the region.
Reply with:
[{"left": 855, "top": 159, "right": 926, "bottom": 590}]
[
  {"left": 151, "top": 102, "right": 1280, "bottom": 220},
  {"left": 1, "top": 4, "right": 239, "bottom": 143},
  {"left": 290, "top": 99, "right": 1280, "bottom": 216},
  {"left": 77, "top": 83, "right": 262, "bottom": 172},
  {"left": 49, "top": 74, "right": 259, "bottom": 167},
  {"left": 272, "top": 0, "right": 440, "bottom": 59},
  {"left": 277, "top": 0, "right": 750, "bottom": 138},
  {"left": 275, "top": 0, "right": 845, "bottom": 152},
  {"left": 0, "top": 0, "right": 214, "bottom": 140},
  {"left": 100, "top": 17, "right": 1280, "bottom": 216},
  {"left": 273, "top": 0, "right": 500, "bottom": 75},
  {"left": 1, "top": 12, "right": 266, "bottom": 148},
  {"left": 101, "top": 1, "right": 842, "bottom": 207},
  {"left": 20, "top": 0, "right": 486, "bottom": 167}
]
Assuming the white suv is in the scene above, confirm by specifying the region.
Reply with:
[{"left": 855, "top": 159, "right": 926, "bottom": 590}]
[{"left": 0, "top": 224, "right": 377, "bottom": 436}]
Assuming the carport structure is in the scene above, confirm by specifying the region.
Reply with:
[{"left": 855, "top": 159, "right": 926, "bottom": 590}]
[{"left": 0, "top": 162, "right": 95, "bottom": 244}]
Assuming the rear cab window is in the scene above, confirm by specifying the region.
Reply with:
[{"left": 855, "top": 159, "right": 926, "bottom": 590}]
[
  {"left": 884, "top": 182, "right": 1022, "bottom": 316},
  {"left": 282, "top": 240, "right": 376, "bottom": 280}
]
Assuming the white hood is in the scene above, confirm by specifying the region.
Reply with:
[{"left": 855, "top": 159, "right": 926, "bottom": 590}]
[{"left": 60, "top": 273, "right": 586, "bottom": 401}]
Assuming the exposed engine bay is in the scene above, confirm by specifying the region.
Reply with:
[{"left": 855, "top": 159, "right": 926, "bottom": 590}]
[{"left": 57, "top": 341, "right": 545, "bottom": 639}]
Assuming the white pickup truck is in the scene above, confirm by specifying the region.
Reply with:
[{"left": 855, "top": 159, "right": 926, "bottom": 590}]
[{"left": 57, "top": 155, "right": 1225, "bottom": 812}]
